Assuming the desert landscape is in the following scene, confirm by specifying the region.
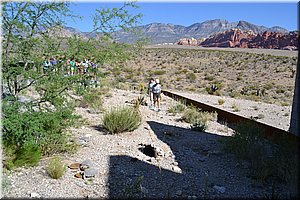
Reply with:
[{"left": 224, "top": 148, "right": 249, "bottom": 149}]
[
  {"left": 106, "top": 45, "right": 297, "bottom": 107},
  {"left": 2, "top": 2, "right": 299, "bottom": 199},
  {"left": 2, "top": 46, "right": 298, "bottom": 199}
]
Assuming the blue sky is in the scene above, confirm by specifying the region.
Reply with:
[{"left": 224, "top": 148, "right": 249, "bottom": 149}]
[{"left": 65, "top": 1, "right": 298, "bottom": 32}]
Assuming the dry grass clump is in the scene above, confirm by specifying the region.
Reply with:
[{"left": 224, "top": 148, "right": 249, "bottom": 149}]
[
  {"left": 102, "top": 106, "right": 141, "bottom": 134},
  {"left": 46, "top": 156, "right": 66, "bottom": 179}
]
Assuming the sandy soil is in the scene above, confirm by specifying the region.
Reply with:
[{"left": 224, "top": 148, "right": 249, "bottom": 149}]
[
  {"left": 2, "top": 89, "right": 296, "bottom": 199},
  {"left": 147, "top": 44, "right": 298, "bottom": 58}
]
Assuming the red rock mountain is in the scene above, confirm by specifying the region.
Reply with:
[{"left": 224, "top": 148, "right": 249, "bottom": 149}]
[{"left": 177, "top": 29, "right": 298, "bottom": 50}]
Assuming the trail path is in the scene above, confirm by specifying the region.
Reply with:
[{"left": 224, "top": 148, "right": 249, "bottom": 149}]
[{"left": 2, "top": 89, "right": 295, "bottom": 199}]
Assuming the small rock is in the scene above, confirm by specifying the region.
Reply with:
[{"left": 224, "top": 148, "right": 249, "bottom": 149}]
[
  {"left": 30, "top": 192, "right": 41, "bottom": 198},
  {"left": 84, "top": 168, "right": 98, "bottom": 179},
  {"left": 213, "top": 185, "right": 226, "bottom": 193},
  {"left": 75, "top": 172, "right": 83, "bottom": 179},
  {"left": 172, "top": 166, "right": 182, "bottom": 173},
  {"left": 80, "top": 159, "right": 94, "bottom": 170},
  {"left": 68, "top": 163, "right": 80, "bottom": 169}
]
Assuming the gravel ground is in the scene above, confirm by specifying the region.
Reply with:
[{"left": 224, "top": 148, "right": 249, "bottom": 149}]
[
  {"left": 1, "top": 89, "right": 296, "bottom": 199},
  {"left": 147, "top": 44, "right": 298, "bottom": 58},
  {"left": 168, "top": 90, "right": 291, "bottom": 131}
]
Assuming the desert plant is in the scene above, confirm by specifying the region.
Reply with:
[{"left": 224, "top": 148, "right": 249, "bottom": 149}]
[
  {"left": 133, "top": 96, "right": 147, "bottom": 109},
  {"left": 82, "top": 88, "right": 104, "bottom": 112},
  {"left": 191, "top": 118, "right": 208, "bottom": 132},
  {"left": 102, "top": 106, "right": 141, "bottom": 134},
  {"left": 46, "top": 156, "right": 66, "bottom": 179},
  {"left": 13, "top": 143, "right": 42, "bottom": 168},
  {"left": 231, "top": 103, "right": 240, "bottom": 112},
  {"left": 181, "top": 106, "right": 200, "bottom": 123},
  {"left": 168, "top": 101, "right": 186, "bottom": 114},
  {"left": 218, "top": 99, "right": 225, "bottom": 105}
]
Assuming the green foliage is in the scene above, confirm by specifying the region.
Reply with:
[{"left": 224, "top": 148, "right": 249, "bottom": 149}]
[
  {"left": 231, "top": 103, "right": 240, "bottom": 112},
  {"left": 46, "top": 157, "right": 66, "bottom": 179},
  {"left": 102, "top": 106, "right": 141, "bottom": 134},
  {"left": 82, "top": 88, "right": 104, "bottom": 112},
  {"left": 181, "top": 106, "right": 200, "bottom": 123},
  {"left": 2, "top": 100, "right": 79, "bottom": 157},
  {"left": 168, "top": 102, "right": 186, "bottom": 114},
  {"left": 13, "top": 143, "right": 42, "bottom": 168},
  {"left": 191, "top": 118, "right": 208, "bottom": 132},
  {"left": 182, "top": 106, "right": 216, "bottom": 132}
]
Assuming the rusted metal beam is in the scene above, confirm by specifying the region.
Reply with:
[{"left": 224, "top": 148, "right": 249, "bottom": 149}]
[{"left": 162, "top": 90, "right": 299, "bottom": 142}]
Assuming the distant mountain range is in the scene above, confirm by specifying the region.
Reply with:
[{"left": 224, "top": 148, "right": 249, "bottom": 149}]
[{"left": 60, "top": 19, "right": 290, "bottom": 44}]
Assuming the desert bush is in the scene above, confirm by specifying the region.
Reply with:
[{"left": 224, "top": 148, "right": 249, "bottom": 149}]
[
  {"left": 46, "top": 156, "right": 66, "bottom": 179},
  {"left": 218, "top": 99, "right": 225, "bottom": 105},
  {"left": 191, "top": 117, "right": 208, "bottom": 132},
  {"left": 102, "top": 106, "right": 141, "bottom": 134},
  {"left": 231, "top": 103, "right": 240, "bottom": 112},
  {"left": 182, "top": 106, "right": 216, "bottom": 124},
  {"left": 181, "top": 106, "right": 201, "bottom": 123},
  {"left": 204, "top": 75, "right": 214, "bottom": 81},
  {"left": 168, "top": 101, "right": 186, "bottom": 114},
  {"left": 153, "top": 70, "right": 166, "bottom": 75},
  {"left": 2, "top": 100, "right": 79, "bottom": 169},
  {"left": 13, "top": 143, "right": 42, "bottom": 168},
  {"left": 82, "top": 88, "right": 104, "bottom": 112},
  {"left": 186, "top": 72, "right": 197, "bottom": 82}
]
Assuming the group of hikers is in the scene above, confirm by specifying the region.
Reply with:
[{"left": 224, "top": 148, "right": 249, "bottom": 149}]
[
  {"left": 43, "top": 56, "right": 98, "bottom": 78},
  {"left": 147, "top": 78, "right": 162, "bottom": 112}
]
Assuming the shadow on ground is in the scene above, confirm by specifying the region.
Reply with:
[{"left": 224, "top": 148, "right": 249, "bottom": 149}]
[{"left": 106, "top": 120, "right": 247, "bottom": 198}]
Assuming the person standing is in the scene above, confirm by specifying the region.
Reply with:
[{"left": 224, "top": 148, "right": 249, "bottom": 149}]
[
  {"left": 147, "top": 78, "right": 155, "bottom": 109},
  {"left": 152, "top": 79, "right": 162, "bottom": 112}
]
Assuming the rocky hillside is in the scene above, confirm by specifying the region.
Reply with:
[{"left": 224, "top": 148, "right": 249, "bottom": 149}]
[
  {"left": 198, "top": 29, "right": 298, "bottom": 50},
  {"left": 55, "top": 19, "right": 289, "bottom": 44},
  {"left": 114, "top": 19, "right": 288, "bottom": 44}
]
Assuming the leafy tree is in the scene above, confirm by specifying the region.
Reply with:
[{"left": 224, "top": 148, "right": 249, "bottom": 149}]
[{"left": 1, "top": 1, "right": 144, "bottom": 168}]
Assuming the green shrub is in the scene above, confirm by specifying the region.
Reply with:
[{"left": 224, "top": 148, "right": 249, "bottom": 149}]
[
  {"left": 181, "top": 107, "right": 200, "bottom": 123},
  {"left": 82, "top": 88, "right": 103, "bottom": 111},
  {"left": 13, "top": 143, "right": 42, "bottom": 168},
  {"left": 191, "top": 118, "right": 208, "bottom": 132},
  {"left": 231, "top": 103, "right": 240, "bottom": 112},
  {"left": 218, "top": 99, "right": 225, "bottom": 105},
  {"left": 2, "top": 100, "right": 79, "bottom": 169},
  {"left": 168, "top": 102, "right": 186, "bottom": 114},
  {"left": 102, "top": 106, "right": 141, "bottom": 134},
  {"left": 46, "top": 157, "right": 66, "bottom": 179}
]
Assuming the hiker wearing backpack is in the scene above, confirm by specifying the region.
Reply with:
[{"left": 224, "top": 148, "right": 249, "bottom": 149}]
[
  {"left": 147, "top": 78, "right": 155, "bottom": 109},
  {"left": 152, "top": 79, "right": 162, "bottom": 112}
]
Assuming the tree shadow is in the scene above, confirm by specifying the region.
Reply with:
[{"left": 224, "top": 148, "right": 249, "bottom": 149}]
[{"left": 107, "top": 121, "right": 242, "bottom": 198}]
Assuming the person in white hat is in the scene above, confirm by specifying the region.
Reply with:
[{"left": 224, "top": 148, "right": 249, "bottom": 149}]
[{"left": 151, "top": 79, "right": 162, "bottom": 111}]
